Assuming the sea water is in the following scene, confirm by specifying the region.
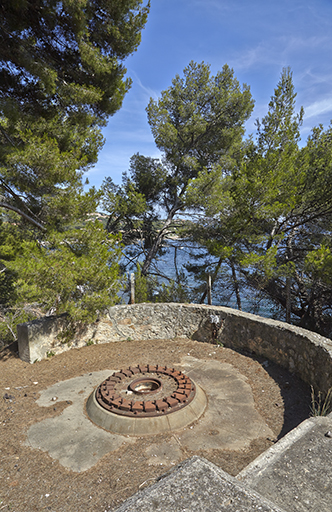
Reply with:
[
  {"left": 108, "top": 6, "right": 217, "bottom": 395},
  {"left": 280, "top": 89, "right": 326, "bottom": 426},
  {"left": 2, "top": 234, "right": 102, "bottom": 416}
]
[{"left": 120, "top": 239, "right": 277, "bottom": 320}]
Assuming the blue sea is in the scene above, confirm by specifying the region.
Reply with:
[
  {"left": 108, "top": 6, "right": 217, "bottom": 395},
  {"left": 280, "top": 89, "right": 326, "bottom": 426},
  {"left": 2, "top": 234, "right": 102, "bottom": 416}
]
[{"left": 120, "top": 239, "right": 277, "bottom": 320}]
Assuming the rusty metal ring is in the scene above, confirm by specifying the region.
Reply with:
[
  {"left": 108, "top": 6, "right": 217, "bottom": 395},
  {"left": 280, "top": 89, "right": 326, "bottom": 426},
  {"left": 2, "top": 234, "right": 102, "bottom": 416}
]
[{"left": 95, "top": 364, "right": 196, "bottom": 417}]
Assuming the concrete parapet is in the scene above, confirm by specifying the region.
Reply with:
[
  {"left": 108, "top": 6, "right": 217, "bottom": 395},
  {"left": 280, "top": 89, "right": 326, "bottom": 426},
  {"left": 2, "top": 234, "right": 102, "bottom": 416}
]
[
  {"left": 113, "top": 455, "right": 286, "bottom": 512},
  {"left": 17, "top": 313, "right": 69, "bottom": 363},
  {"left": 237, "top": 412, "right": 332, "bottom": 512},
  {"left": 17, "top": 303, "right": 332, "bottom": 394}
]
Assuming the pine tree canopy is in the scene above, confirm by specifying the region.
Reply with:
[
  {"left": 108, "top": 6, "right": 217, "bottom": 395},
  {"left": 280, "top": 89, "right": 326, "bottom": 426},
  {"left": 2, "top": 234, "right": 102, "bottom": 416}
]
[
  {"left": 0, "top": 0, "right": 150, "bottom": 122},
  {"left": 0, "top": 0, "right": 150, "bottom": 230}
]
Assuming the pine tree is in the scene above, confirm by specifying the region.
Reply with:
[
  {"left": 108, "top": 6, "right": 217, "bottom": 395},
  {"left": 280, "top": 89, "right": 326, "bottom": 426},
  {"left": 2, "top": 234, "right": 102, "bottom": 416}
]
[{"left": 0, "top": 0, "right": 150, "bottom": 229}]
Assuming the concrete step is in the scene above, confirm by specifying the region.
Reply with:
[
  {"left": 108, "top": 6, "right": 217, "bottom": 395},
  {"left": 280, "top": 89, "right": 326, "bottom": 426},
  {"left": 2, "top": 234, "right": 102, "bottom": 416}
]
[
  {"left": 237, "top": 413, "right": 332, "bottom": 512},
  {"left": 114, "top": 455, "right": 286, "bottom": 512}
]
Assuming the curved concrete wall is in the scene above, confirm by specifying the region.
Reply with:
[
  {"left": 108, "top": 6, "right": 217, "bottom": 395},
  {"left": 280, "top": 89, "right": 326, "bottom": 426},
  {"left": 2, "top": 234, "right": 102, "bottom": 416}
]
[{"left": 17, "top": 303, "right": 332, "bottom": 394}]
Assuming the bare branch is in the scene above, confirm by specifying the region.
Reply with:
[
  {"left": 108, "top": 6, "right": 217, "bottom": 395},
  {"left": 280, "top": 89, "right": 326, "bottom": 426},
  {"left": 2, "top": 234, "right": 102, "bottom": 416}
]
[{"left": 0, "top": 202, "right": 46, "bottom": 230}]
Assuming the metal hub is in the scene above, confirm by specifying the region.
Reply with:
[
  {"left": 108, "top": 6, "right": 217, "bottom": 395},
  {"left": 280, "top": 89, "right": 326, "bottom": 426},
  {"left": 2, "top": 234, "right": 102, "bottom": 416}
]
[{"left": 95, "top": 364, "right": 196, "bottom": 417}]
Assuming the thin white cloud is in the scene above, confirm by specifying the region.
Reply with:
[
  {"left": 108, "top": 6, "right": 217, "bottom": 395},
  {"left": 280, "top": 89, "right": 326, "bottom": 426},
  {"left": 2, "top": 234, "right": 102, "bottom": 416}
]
[
  {"left": 298, "top": 67, "right": 332, "bottom": 88},
  {"left": 230, "top": 43, "right": 285, "bottom": 72},
  {"left": 191, "top": 0, "right": 235, "bottom": 12},
  {"left": 282, "top": 35, "right": 330, "bottom": 52},
  {"left": 231, "top": 44, "right": 271, "bottom": 71},
  {"left": 304, "top": 97, "right": 332, "bottom": 119},
  {"left": 130, "top": 70, "right": 159, "bottom": 101},
  {"left": 231, "top": 34, "right": 331, "bottom": 72}
]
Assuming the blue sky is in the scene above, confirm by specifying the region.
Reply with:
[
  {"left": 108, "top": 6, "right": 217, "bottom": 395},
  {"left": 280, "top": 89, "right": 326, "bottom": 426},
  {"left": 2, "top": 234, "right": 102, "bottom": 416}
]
[{"left": 86, "top": 0, "right": 332, "bottom": 188}]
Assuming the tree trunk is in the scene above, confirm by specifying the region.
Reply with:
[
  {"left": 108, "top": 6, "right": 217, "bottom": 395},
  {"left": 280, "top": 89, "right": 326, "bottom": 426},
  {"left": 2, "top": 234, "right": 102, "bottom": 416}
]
[
  {"left": 286, "top": 277, "right": 291, "bottom": 323},
  {"left": 200, "top": 256, "right": 223, "bottom": 303},
  {"left": 141, "top": 206, "right": 178, "bottom": 276},
  {"left": 230, "top": 260, "right": 242, "bottom": 310}
]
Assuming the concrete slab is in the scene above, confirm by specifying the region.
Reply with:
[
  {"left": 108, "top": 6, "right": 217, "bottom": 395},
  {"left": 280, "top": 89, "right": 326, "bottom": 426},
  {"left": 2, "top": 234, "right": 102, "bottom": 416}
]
[
  {"left": 24, "top": 356, "right": 274, "bottom": 473},
  {"left": 113, "top": 456, "right": 286, "bottom": 512},
  {"left": 176, "top": 356, "right": 274, "bottom": 451},
  {"left": 238, "top": 413, "right": 332, "bottom": 512},
  {"left": 24, "top": 370, "right": 135, "bottom": 472}
]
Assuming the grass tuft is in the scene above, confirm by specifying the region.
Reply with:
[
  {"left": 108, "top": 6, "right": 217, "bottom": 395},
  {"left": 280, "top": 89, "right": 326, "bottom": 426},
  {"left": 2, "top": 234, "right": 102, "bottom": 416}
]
[{"left": 310, "top": 386, "right": 332, "bottom": 416}]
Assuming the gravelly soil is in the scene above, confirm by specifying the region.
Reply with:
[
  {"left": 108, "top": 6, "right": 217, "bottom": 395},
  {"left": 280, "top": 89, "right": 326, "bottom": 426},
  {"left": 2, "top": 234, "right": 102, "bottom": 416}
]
[{"left": 0, "top": 338, "right": 311, "bottom": 512}]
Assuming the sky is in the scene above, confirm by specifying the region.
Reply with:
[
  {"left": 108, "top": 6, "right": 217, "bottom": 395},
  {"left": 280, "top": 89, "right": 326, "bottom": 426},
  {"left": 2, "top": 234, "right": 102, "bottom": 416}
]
[{"left": 86, "top": 0, "right": 332, "bottom": 189}]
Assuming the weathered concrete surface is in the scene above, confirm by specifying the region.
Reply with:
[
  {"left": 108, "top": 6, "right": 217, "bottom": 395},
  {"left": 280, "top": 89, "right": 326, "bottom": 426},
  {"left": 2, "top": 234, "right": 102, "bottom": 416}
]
[
  {"left": 17, "top": 303, "right": 332, "bottom": 397},
  {"left": 237, "top": 413, "right": 332, "bottom": 512},
  {"left": 17, "top": 313, "right": 69, "bottom": 363},
  {"left": 113, "top": 456, "right": 286, "bottom": 512},
  {"left": 24, "top": 356, "right": 272, "bottom": 472},
  {"left": 176, "top": 356, "right": 273, "bottom": 451},
  {"left": 24, "top": 370, "right": 135, "bottom": 472}
]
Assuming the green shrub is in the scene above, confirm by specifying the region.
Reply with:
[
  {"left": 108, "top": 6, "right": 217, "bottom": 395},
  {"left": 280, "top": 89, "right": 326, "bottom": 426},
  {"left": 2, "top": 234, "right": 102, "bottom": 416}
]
[{"left": 10, "top": 222, "right": 123, "bottom": 324}]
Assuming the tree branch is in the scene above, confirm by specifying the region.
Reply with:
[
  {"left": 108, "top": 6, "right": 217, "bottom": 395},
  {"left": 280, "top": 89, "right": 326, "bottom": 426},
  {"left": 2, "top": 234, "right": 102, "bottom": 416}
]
[{"left": 0, "top": 202, "right": 46, "bottom": 230}]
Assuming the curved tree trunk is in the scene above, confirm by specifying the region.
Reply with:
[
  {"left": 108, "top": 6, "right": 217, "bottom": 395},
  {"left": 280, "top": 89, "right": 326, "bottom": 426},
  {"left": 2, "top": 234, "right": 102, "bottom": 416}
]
[{"left": 141, "top": 210, "right": 176, "bottom": 275}]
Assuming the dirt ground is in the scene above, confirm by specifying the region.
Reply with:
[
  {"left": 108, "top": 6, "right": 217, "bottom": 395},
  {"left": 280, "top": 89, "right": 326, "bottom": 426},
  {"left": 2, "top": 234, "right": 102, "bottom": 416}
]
[{"left": 0, "top": 338, "right": 311, "bottom": 512}]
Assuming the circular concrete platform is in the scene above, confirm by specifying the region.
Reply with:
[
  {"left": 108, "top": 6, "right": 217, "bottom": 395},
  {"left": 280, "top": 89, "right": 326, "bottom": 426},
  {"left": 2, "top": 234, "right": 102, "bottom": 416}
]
[
  {"left": 25, "top": 354, "right": 277, "bottom": 472},
  {"left": 86, "top": 377, "right": 207, "bottom": 435}
]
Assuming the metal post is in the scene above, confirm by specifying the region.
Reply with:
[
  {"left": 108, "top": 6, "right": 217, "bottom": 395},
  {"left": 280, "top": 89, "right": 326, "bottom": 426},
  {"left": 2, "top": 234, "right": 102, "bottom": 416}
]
[
  {"left": 207, "top": 274, "right": 212, "bottom": 305},
  {"left": 286, "top": 277, "right": 291, "bottom": 323},
  {"left": 130, "top": 273, "right": 135, "bottom": 304}
]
